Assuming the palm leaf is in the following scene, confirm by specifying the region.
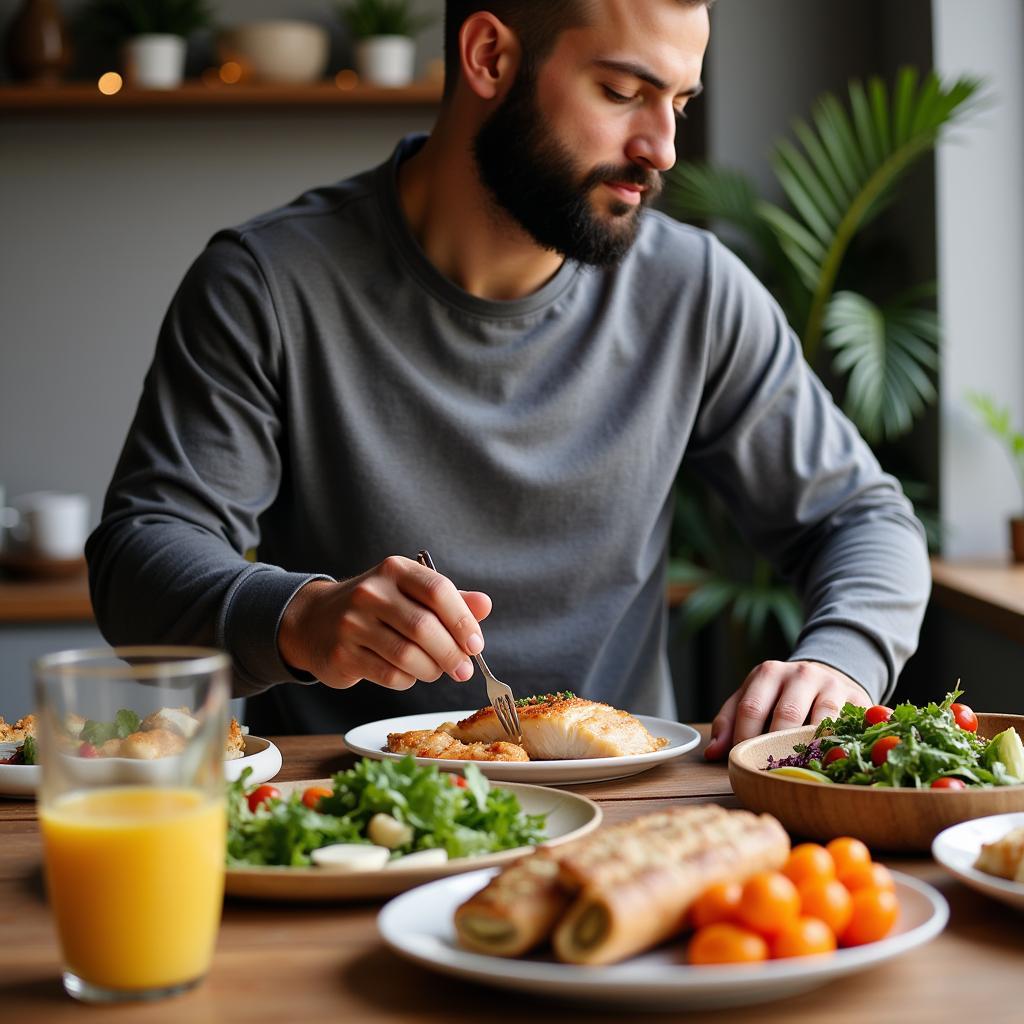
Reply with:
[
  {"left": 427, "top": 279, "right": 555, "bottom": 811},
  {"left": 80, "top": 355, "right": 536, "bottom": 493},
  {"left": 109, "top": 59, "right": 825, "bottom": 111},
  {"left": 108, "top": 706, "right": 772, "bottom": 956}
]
[
  {"left": 824, "top": 290, "right": 940, "bottom": 442},
  {"left": 764, "top": 71, "right": 982, "bottom": 364}
]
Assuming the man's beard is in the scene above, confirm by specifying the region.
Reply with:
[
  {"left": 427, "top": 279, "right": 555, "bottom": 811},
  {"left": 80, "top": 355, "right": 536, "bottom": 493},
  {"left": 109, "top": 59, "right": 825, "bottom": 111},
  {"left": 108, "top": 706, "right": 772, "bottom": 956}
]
[{"left": 472, "top": 63, "right": 662, "bottom": 268}]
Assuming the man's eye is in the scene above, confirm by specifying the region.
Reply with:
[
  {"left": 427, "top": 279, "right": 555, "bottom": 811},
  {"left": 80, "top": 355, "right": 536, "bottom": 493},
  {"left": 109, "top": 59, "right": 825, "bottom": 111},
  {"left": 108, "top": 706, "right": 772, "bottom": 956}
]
[{"left": 602, "top": 86, "right": 634, "bottom": 104}]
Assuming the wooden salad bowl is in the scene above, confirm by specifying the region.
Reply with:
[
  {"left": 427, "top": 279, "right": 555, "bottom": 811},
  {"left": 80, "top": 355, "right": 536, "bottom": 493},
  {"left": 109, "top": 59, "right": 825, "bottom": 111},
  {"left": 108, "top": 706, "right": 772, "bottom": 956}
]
[{"left": 728, "top": 713, "right": 1024, "bottom": 852}]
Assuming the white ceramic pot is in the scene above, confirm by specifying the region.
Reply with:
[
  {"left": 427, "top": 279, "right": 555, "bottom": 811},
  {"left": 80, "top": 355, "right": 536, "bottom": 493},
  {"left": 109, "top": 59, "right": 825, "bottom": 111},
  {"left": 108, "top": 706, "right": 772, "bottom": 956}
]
[
  {"left": 355, "top": 35, "right": 416, "bottom": 87},
  {"left": 124, "top": 33, "right": 187, "bottom": 89}
]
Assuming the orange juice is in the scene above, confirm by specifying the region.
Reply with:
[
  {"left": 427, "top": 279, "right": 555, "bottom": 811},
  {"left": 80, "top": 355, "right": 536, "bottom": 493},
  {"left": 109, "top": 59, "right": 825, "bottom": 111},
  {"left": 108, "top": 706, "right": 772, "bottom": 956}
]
[{"left": 39, "top": 786, "right": 225, "bottom": 991}]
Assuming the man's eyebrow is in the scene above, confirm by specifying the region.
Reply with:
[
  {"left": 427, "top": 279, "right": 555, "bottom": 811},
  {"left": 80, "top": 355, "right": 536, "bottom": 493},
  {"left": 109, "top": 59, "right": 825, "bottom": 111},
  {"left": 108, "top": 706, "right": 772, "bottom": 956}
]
[{"left": 593, "top": 59, "right": 704, "bottom": 97}]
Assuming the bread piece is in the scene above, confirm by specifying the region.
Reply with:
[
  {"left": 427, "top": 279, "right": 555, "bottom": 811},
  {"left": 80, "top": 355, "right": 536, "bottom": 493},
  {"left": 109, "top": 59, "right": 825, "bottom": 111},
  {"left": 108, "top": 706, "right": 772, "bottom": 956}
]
[
  {"left": 552, "top": 806, "right": 790, "bottom": 965},
  {"left": 975, "top": 825, "right": 1024, "bottom": 882}
]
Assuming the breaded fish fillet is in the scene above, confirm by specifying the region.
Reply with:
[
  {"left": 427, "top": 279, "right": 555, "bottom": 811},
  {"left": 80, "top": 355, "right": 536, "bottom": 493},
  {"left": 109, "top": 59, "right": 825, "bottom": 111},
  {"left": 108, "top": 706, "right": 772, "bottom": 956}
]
[
  {"left": 445, "top": 693, "right": 668, "bottom": 760},
  {"left": 0, "top": 714, "right": 35, "bottom": 742},
  {"left": 386, "top": 728, "right": 529, "bottom": 762}
]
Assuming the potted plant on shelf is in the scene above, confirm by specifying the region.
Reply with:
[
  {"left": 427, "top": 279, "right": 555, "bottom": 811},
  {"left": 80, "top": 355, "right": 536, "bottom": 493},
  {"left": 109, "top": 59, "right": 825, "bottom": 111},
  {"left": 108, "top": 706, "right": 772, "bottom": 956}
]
[
  {"left": 967, "top": 392, "right": 1024, "bottom": 562},
  {"left": 337, "top": 0, "right": 433, "bottom": 88},
  {"left": 78, "top": 0, "right": 214, "bottom": 89}
]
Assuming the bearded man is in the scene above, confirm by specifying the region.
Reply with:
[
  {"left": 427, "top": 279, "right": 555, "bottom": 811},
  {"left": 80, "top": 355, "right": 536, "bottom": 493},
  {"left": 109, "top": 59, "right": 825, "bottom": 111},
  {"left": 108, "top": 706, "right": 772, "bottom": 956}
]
[{"left": 87, "top": 0, "right": 930, "bottom": 756}]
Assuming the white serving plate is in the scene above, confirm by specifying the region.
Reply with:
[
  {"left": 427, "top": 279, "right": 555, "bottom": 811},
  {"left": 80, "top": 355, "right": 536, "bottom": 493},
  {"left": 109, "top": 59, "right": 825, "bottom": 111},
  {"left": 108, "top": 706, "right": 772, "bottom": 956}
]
[
  {"left": 343, "top": 711, "right": 700, "bottom": 785},
  {"left": 225, "top": 780, "right": 601, "bottom": 902},
  {"left": 378, "top": 869, "right": 948, "bottom": 1011},
  {"left": 932, "top": 811, "right": 1024, "bottom": 912},
  {"left": 0, "top": 735, "right": 282, "bottom": 799}
]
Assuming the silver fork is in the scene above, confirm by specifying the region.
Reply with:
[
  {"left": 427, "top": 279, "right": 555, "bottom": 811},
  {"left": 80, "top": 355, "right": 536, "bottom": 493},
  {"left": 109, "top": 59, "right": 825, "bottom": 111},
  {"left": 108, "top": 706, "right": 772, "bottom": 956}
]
[{"left": 416, "top": 549, "right": 523, "bottom": 744}]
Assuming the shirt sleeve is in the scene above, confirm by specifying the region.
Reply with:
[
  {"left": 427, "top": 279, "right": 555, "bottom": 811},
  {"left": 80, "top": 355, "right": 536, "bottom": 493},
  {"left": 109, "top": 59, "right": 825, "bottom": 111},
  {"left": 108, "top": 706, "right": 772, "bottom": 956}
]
[
  {"left": 86, "top": 236, "right": 330, "bottom": 697},
  {"left": 684, "top": 236, "right": 931, "bottom": 702}
]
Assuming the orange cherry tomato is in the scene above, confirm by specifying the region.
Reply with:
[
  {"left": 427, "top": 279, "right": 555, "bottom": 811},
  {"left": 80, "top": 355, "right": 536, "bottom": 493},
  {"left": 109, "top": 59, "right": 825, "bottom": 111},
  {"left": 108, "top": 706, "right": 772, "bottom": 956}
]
[
  {"left": 448, "top": 774, "right": 468, "bottom": 788},
  {"left": 825, "top": 837, "right": 873, "bottom": 879},
  {"left": 840, "top": 887, "right": 899, "bottom": 946},
  {"left": 687, "top": 923, "right": 769, "bottom": 965},
  {"left": 839, "top": 861, "right": 895, "bottom": 893},
  {"left": 246, "top": 784, "right": 281, "bottom": 813},
  {"left": 783, "top": 844, "right": 836, "bottom": 887},
  {"left": 950, "top": 703, "right": 978, "bottom": 732},
  {"left": 735, "top": 871, "right": 801, "bottom": 937},
  {"left": 871, "top": 735, "right": 901, "bottom": 767},
  {"left": 864, "top": 705, "right": 893, "bottom": 726},
  {"left": 797, "top": 878, "right": 853, "bottom": 936},
  {"left": 822, "top": 747, "right": 848, "bottom": 766},
  {"left": 770, "top": 916, "right": 838, "bottom": 958},
  {"left": 690, "top": 881, "right": 743, "bottom": 929},
  {"left": 931, "top": 777, "right": 967, "bottom": 790},
  {"left": 301, "top": 785, "right": 333, "bottom": 810}
]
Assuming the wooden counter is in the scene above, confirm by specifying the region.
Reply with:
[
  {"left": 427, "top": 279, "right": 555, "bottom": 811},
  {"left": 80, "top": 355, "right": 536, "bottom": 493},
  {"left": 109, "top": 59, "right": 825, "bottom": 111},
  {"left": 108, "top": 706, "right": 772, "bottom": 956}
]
[{"left": 929, "top": 556, "right": 1024, "bottom": 643}]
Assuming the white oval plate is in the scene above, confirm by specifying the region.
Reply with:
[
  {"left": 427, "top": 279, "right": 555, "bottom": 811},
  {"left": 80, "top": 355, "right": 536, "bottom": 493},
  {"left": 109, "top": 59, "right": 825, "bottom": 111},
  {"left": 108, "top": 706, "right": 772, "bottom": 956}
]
[
  {"left": 225, "top": 780, "right": 601, "bottom": 902},
  {"left": 932, "top": 811, "right": 1024, "bottom": 911},
  {"left": 378, "top": 869, "right": 948, "bottom": 1011},
  {"left": 0, "top": 735, "right": 282, "bottom": 799},
  {"left": 344, "top": 711, "right": 700, "bottom": 785}
]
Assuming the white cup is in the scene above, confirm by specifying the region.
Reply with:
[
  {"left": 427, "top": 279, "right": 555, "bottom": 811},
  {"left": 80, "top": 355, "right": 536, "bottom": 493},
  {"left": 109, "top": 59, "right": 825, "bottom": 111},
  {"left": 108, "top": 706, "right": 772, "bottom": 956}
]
[{"left": 8, "top": 492, "right": 91, "bottom": 560}]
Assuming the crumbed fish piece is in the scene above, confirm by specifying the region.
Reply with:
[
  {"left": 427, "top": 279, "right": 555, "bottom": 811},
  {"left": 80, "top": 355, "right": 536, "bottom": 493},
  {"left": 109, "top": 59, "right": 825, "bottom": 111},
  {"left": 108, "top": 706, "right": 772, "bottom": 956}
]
[
  {"left": 975, "top": 825, "right": 1024, "bottom": 882},
  {"left": 225, "top": 717, "right": 246, "bottom": 759},
  {"left": 445, "top": 693, "right": 668, "bottom": 760},
  {"left": 117, "top": 728, "right": 187, "bottom": 760},
  {"left": 386, "top": 728, "right": 529, "bottom": 762},
  {"left": 0, "top": 714, "right": 36, "bottom": 742}
]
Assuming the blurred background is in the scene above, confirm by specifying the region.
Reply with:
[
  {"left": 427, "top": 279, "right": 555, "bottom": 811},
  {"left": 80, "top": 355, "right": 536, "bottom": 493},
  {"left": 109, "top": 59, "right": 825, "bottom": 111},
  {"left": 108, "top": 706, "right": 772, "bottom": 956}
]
[{"left": 1, "top": 0, "right": 1021, "bottom": 723}]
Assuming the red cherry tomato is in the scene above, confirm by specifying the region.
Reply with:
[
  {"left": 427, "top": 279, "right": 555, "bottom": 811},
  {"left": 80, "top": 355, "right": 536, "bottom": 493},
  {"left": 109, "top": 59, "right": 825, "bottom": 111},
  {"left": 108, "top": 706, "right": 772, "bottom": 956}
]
[
  {"left": 448, "top": 774, "right": 468, "bottom": 788},
  {"left": 931, "top": 777, "right": 967, "bottom": 790},
  {"left": 247, "top": 784, "right": 281, "bottom": 812},
  {"left": 78, "top": 741, "right": 99, "bottom": 758},
  {"left": 301, "top": 785, "right": 333, "bottom": 809},
  {"left": 822, "top": 747, "right": 848, "bottom": 766},
  {"left": 870, "top": 735, "right": 901, "bottom": 767},
  {"left": 864, "top": 705, "right": 892, "bottom": 726},
  {"left": 950, "top": 703, "right": 978, "bottom": 732}
]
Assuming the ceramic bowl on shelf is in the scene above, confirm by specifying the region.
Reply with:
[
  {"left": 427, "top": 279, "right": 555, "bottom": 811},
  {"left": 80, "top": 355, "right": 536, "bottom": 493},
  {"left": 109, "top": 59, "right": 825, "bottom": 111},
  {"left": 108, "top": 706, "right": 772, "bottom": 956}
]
[
  {"left": 217, "top": 20, "right": 329, "bottom": 84},
  {"left": 729, "top": 714, "right": 1024, "bottom": 852}
]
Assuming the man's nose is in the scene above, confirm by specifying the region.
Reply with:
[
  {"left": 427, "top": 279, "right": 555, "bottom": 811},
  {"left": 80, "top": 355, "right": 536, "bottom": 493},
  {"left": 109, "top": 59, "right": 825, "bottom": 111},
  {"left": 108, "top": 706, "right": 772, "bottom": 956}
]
[{"left": 625, "top": 104, "right": 678, "bottom": 173}]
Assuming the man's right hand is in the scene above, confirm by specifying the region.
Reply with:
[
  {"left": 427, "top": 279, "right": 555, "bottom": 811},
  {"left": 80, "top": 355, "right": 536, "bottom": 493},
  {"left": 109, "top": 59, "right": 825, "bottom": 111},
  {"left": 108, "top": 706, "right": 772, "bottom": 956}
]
[{"left": 277, "top": 555, "right": 491, "bottom": 690}]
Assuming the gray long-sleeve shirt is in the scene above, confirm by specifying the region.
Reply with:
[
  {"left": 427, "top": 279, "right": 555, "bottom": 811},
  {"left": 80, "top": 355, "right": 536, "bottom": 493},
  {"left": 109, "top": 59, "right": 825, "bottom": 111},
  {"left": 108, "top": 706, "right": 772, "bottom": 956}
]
[{"left": 87, "top": 134, "right": 930, "bottom": 734}]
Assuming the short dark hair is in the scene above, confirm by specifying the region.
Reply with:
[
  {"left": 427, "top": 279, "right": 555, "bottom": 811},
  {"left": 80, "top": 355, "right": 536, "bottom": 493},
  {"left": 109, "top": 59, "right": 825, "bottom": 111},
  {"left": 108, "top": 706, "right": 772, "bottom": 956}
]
[{"left": 443, "top": 1, "right": 714, "bottom": 100}]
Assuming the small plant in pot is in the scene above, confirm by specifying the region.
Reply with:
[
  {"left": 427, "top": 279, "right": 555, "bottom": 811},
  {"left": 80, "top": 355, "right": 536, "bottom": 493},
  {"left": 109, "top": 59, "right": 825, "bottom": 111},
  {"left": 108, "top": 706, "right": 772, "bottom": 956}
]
[
  {"left": 967, "top": 392, "right": 1024, "bottom": 562},
  {"left": 337, "top": 0, "right": 433, "bottom": 88},
  {"left": 78, "top": 0, "right": 214, "bottom": 89}
]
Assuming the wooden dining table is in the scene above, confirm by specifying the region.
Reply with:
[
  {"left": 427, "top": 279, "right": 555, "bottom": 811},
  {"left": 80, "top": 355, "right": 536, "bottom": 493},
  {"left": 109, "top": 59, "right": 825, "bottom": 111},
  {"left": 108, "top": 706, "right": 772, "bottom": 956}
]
[{"left": 0, "top": 727, "right": 1019, "bottom": 1021}]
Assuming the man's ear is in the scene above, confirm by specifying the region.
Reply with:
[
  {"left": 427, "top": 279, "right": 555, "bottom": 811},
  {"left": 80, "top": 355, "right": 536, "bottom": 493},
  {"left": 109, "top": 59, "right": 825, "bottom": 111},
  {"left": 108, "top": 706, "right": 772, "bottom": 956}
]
[{"left": 458, "top": 12, "right": 522, "bottom": 101}]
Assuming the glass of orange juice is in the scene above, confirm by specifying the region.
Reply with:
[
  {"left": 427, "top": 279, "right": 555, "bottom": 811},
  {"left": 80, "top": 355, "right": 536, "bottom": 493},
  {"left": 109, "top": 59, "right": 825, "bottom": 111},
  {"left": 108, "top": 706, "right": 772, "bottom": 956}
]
[{"left": 34, "top": 646, "right": 230, "bottom": 1003}]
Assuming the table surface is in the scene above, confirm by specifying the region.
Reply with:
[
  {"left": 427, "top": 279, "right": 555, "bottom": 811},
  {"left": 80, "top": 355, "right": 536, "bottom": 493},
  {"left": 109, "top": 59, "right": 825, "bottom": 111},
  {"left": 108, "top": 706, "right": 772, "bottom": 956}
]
[{"left": 0, "top": 729, "right": 1020, "bottom": 1020}]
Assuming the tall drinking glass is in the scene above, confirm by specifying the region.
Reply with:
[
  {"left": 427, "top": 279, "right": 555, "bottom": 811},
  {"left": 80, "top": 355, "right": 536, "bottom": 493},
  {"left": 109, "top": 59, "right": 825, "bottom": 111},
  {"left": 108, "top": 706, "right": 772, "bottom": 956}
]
[{"left": 34, "top": 646, "right": 230, "bottom": 1003}]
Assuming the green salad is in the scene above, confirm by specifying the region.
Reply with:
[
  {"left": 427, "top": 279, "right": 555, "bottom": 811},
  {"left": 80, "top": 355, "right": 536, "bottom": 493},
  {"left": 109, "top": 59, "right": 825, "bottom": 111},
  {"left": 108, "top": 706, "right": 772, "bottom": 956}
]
[
  {"left": 226, "top": 755, "right": 547, "bottom": 868},
  {"left": 765, "top": 690, "right": 1024, "bottom": 788}
]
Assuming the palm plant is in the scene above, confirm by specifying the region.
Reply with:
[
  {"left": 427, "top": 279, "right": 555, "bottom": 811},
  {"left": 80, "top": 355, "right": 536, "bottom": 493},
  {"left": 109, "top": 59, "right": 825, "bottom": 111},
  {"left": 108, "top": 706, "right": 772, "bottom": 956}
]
[{"left": 663, "top": 69, "right": 982, "bottom": 650}]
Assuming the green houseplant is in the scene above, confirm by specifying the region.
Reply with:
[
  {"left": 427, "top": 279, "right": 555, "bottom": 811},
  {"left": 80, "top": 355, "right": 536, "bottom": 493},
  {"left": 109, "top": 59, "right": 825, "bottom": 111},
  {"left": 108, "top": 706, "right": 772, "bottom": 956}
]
[
  {"left": 337, "top": 0, "right": 434, "bottom": 87},
  {"left": 663, "top": 69, "right": 982, "bottom": 666},
  {"left": 967, "top": 392, "right": 1024, "bottom": 562},
  {"left": 78, "top": 0, "right": 214, "bottom": 88}
]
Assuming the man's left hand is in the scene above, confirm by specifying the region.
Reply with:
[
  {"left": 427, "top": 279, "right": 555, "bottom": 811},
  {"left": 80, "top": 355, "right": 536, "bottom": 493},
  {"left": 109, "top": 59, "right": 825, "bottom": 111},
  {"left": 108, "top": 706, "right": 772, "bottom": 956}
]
[{"left": 703, "top": 660, "right": 871, "bottom": 761}]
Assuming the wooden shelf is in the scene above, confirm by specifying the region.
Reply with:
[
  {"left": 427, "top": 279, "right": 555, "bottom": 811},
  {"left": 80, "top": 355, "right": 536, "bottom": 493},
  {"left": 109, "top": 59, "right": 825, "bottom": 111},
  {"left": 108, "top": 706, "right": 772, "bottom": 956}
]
[
  {"left": 0, "top": 573, "right": 93, "bottom": 624},
  {"left": 0, "top": 79, "right": 443, "bottom": 113}
]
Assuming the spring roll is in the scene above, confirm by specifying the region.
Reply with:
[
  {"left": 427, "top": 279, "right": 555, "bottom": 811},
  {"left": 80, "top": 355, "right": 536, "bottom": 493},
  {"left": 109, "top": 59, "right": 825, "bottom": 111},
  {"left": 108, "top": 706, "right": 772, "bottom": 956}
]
[
  {"left": 552, "top": 806, "right": 790, "bottom": 965},
  {"left": 454, "top": 852, "right": 570, "bottom": 956}
]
